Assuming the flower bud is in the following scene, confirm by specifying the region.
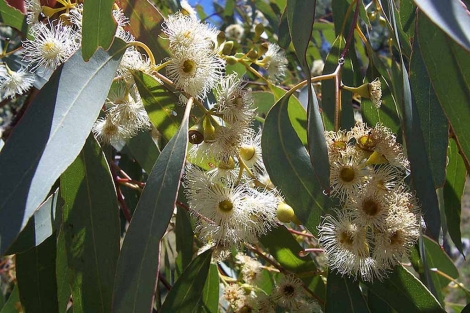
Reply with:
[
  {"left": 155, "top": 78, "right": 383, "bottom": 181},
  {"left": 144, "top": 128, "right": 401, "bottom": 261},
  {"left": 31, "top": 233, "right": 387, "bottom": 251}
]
[
  {"left": 258, "top": 42, "right": 269, "bottom": 57},
  {"left": 254, "top": 23, "right": 264, "bottom": 38},
  {"left": 226, "top": 56, "right": 238, "bottom": 65},
  {"left": 217, "top": 31, "right": 226, "bottom": 46},
  {"left": 277, "top": 202, "right": 295, "bottom": 223},
  {"left": 221, "top": 41, "right": 234, "bottom": 55},
  {"left": 246, "top": 49, "right": 259, "bottom": 61},
  {"left": 203, "top": 116, "right": 217, "bottom": 143}
]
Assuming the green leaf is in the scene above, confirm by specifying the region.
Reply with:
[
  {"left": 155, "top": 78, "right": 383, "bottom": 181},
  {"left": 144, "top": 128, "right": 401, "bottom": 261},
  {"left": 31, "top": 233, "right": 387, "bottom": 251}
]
[
  {"left": 201, "top": 264, "right": 219, "bottom": 313},
  {"left": 0, "top": 40, "right": 126, "bottom": 256},
  {"left": 325, "top": 270, "right": 370, "bottom": 313},
  {"left": 400, "top": 62, "right": 441, "bottom": 240},
  {"left": 125, "top": 130, "right": 161, "bottom": 174},
  {"left": 112, "top": 103, "right": 191, "bottom": 313},
  {"left": 56, "top": 227, "right": 72, "bottom": 313},
  {"left": 414, "top": 0, "right": 470, "bottom": 51},
  {"left": 252, "top": 91, "right": 275, "bottom": 117},
  {"left": 0, "top": 285, "right": 20, "bottom": 313},
  {"left": 278, "top": 8, "right": 291, "bottom": 49},
  {"left": 134, "top": 71, "right": 183, "bottom": 141},
  {"left": 269, "top": 84, "right": 307, "bottom": 145},
  {"left": 16, "top": 236, "right": 58, "bottom": 313},
  {"left": 81, "top": 0, "right": 116, "bottom": 60},
  {"left": 286, "top": 0, "right": 315, "bottom": 69},
  {"left": 60, "top": 134, "right": 121, "bottom": 313},
  {"left": 364, "top": 266, "right": 445, "bottom": 313},
  {"left": 118, "top": 0, "right": 169, "bottom": 61},
  {"left": 260, "top": 226, "right": 317, "bottom": 274},
  {"left": 423, "top": 236, "right": 459, "bottom": 304},
  {"left": 367, "top": 289, "right": 393, "bottom": 313},
  {"left": 409, "top": 37, "right": 448, "bottom": 188},
  {"left": 0, "top": 0, "right": 27, "bottom": 33},
  {"left": 160, "top": 250, "right": 212, "bottom": 312},
  {"left": 444, "top": 139, "right": 466, "bottom": 254},
  {"left": 6, "top": 189, "right": 61, "bottom": 255},
  {"left": 261, "top": 94, "right": 331, "bottom": 235},
  {"left": 417, "top": 13, "right": 470, "bottom": 166},
  {"left": 175, "top": 205, "right": 194, "bottom": 275},
  {"left": 307, "top": 85, "right": 331, "bottom": 193}
]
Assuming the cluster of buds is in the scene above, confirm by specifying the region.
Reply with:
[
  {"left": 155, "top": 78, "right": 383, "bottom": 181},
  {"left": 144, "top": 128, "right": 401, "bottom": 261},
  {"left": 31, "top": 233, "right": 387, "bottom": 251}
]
[{"left": 318, "top": 122, "right": 422, "bottom": 281}]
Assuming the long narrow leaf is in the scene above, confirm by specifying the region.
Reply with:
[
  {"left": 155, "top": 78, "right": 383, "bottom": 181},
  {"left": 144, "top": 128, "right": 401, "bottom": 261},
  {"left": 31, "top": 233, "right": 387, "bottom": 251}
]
[{"left": 112, "top": 101, "right": 191, "bottom": 313}]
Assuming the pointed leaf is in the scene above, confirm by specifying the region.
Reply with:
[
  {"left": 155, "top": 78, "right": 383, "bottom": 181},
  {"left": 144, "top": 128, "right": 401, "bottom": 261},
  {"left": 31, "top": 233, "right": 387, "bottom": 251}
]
[
  {"left": 414, "top": 0, "right": 470, "bottom": 51},
  {"left": 325, "top": 270, "right": 370, "bottom": 313},
  {"left": 160, "top": 250, "right": 212, "bottom": 312},
  {"left": 364, "top": 266, "right": 444, "bottom": 313},
  {"left": 112, "top": 103, "right": 191, "bottom": 313},
  {"left": 16, "top": 236, "right": 58, "bottom": 313},
  {"left": 0, "top": 40, "right": 127, "bottom": 256},
  {"left": 82, "top": 0, "right": 116, "bottom": 60},
  {"left": 444, "top": 139, "right": 466, "bottom": 254},
  {"left": 262, "top": 94, "right": 331, "bottom": 235},
  {"left": 60, "top": 134, "right": 121, "bottom": 313}
]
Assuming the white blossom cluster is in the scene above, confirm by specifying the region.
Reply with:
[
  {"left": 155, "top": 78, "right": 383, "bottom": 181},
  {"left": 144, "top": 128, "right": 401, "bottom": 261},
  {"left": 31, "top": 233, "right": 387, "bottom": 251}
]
[
  {"left": 222, "top": 254, "right": 323, "bottom": 313},
  {"left": 318, "top": 122, "right": 422, "bottom": 281}
]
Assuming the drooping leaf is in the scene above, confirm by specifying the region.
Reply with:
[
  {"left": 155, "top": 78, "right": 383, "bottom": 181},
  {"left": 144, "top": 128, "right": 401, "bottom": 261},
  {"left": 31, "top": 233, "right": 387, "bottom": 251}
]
[
  {"left": 81, "top": 0, "right": 116, "bottom": 60},
  {"left": 0, "top": 0, "right": 27, "bottom": 33},
  {"left": 400, "top": 62, "right": 441, "bottom": 240},
  {"left": 60, "top": 134, "right": 121, "bottom": 313},
  {"left": 278, "top": 8, "right": 291, "bottom": 49},
  {"left": 6, "top": 189, "right": 61, "bottom": 255},
  {"left": 112, "top": 103, "right": 191, "bottom": 313},
  {"left": 417, "top": 12, "right": 470, "bottom": 167},
  {"left": 133, "top": 71, "right": 183, "bottom": 141},
  {"left": 262, "top": 94, "right": 331, "bottom": 235},
  {"left": 16, "top": 236, "right": 58, "bottom": 313},
  {"left": 409, "top": 37, "right": 448, "bottom": 188},
  {"left": 364, "top": 266, "right": 444, "bottom": 313},
  {"left": 119, "top": 0, "right": 169, "bottom": 62},
  {"left": 325, "top": 270, "right": 370, "bottom": 313},
  {"left": 414, "top": 0, "right": 470, "bottom": 51},
  {"left": 307, "top": 85, "right": 331, "bottom": 193},
  {"left": 160, "top": 250, "right": 212, "bottom": 312},
  {"left": 0, "top": 40, "right": 127, "bottom": 256},
  {"left": 201, "top": 264, "right": 219, "bottom": 313},
  {"left": 0, "top": 285, "right": 20, "bottom": 313},
  {"left": 444, "top": 139, "right": 466, "bottom": 255}
]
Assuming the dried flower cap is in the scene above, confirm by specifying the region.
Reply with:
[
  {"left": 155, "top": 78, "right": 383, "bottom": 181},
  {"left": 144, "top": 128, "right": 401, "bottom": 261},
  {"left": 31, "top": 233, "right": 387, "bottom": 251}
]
[{"left": 368, "top": 78, "right": 382, "bottom": 109}]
